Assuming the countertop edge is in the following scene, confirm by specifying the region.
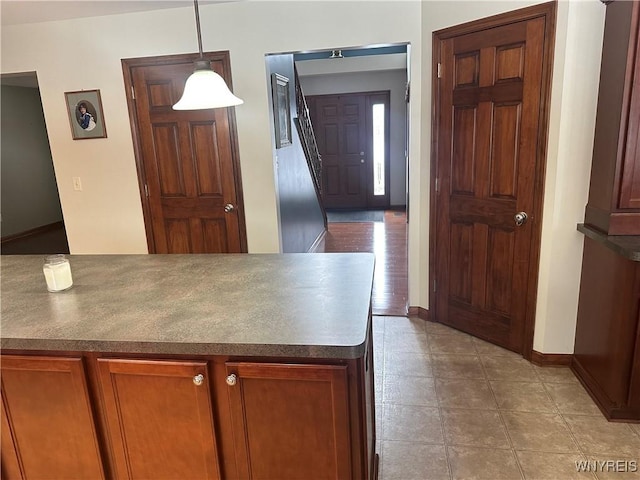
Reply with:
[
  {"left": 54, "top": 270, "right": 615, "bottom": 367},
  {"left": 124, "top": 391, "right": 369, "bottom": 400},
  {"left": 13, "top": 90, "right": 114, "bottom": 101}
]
[
  {"left": 577, "top": 224, "right": 640, "bottom": 261},
  {"left": 0, "top": 335, "right": 369, "bottom": 360}
]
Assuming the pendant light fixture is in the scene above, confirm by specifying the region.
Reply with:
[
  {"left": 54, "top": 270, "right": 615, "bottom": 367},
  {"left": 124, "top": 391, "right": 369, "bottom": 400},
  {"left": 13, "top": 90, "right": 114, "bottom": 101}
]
[{"left": 173, "top": 0, "right": 243, "bottom": 110}]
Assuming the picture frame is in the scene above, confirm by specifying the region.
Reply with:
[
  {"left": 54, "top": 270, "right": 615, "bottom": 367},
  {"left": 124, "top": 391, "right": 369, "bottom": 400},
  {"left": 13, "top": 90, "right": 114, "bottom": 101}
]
[
  {"left": 271, "top": 73, "right": 292, "bottom": 148},
  {"left": 64, "top": 89, "right": 107, "bottom": 140}
]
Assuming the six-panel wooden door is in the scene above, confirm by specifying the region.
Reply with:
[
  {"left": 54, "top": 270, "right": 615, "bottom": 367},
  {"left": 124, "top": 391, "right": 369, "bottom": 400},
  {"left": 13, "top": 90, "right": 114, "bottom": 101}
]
[
  {"left": 124, "top": 53, "right": 246, "bottom": 254},
  {"left": 434, "top": 4, "right": 555, "bottom": 353},
  {"left": 312, "top": 94, "right": 369, "bottom": 209}
]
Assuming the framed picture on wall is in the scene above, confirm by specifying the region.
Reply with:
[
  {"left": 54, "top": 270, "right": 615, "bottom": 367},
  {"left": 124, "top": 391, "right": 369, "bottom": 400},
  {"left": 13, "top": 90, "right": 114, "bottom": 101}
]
[
  {"left": 64, "top": 89, "right": 107, "bottom": 140},
  {"left": 271, "top": 73, "right": 292, "bottom": 148}
]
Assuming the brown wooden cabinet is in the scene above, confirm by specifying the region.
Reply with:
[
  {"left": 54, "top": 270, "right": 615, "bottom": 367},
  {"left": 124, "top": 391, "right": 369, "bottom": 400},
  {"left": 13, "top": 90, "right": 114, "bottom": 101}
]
[
  {"left": 0, "top": 355, "right": 105, "bottom": 480},
  {"left": 584, "top": 0, "right": 640, "bottom": 235},
  {"left": 97, "top": 358, "right": 221, "bottom": 480},
  {"left": 1, "top": 350, "right": 376, "bottom": 480},
  {"left": 225, "top": 362, "right": 352, "bottom": 480},
  {"left": 572, "top": 233, "right": 640, "bottom": 420},
  {"left": 573, "top": 0, "right": 640, "bottom": 422}
]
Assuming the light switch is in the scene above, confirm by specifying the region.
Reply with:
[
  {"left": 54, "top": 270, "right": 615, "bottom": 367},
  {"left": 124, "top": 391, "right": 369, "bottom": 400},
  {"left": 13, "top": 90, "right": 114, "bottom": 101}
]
[{"left": 72, "top": 177, "right": 82, "bottom": 191}]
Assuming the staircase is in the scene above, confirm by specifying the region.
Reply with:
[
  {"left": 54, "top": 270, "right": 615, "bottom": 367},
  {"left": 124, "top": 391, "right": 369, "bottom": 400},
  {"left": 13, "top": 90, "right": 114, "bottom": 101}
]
[{"left": 294, "top": 65, "right": 327, "bottom": 228}]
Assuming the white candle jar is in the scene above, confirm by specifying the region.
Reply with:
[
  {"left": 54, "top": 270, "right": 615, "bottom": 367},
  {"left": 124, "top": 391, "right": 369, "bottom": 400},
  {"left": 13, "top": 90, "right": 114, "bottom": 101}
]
[{"left": 43, "top": 254, "right": 73, "bottom": 292}]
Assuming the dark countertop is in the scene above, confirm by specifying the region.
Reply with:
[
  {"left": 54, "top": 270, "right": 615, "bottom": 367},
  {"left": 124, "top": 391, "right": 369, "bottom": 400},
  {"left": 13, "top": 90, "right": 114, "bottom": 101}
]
[
  {"left": 577, "top": 224, "right": 640, "bottom": 261},
  {"left": 0, "top": 253, "right": 374, "bottom": 359}
]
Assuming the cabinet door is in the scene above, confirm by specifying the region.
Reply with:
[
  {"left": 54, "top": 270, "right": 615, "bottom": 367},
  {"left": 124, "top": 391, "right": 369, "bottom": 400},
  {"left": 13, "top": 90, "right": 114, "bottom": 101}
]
[
  {"left": 619, "top": 29, "right": 640, "bottom": 210},
  {"left": 225, "top": 362, "right": 352, "bottom": 480},
  {"left": 0, "top": 355, "right": 105, "bottom": 480},
  {"left": 585, "top": 0, "right": 640, "bottom": 233},
  {"left": 97, "top": 359, "right": 220, "bottom": 480}
]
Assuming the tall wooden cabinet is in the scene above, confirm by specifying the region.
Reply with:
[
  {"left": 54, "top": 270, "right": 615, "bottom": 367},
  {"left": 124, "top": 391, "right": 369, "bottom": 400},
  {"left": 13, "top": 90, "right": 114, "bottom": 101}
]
[
  {"left": 584, "top": 0, "right": 640, "bottom": 235},
  {"left": 573, "top": 0, "right": 640, "bottom": 422}
]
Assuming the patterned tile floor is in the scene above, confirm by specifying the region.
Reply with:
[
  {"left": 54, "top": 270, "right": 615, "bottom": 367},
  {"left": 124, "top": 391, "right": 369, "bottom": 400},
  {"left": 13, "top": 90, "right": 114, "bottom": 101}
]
[{"left": 374, "top": 316, "right": 640, "bottom": 480}]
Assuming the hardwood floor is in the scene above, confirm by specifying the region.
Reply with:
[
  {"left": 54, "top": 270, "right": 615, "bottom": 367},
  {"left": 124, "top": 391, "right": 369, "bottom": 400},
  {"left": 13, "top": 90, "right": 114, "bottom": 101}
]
[
  {"left": 314, "top": 210, "right": 408, "bottom": 316},
  {"left": 1, "top": 224, "right": 69, "bottom": 255}
]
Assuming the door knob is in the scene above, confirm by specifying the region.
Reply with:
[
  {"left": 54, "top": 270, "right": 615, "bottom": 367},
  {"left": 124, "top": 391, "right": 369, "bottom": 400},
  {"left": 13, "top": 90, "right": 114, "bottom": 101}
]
[
  {"left": 360, "top": 159, "right": 365, "bottom": 164},
  {"left": 224, "top": 203, "right": 235, "bottom": 213},
  {"left": 514, "top": 211, "right": 528, "bottom": 226},
  {"left": 226, "top": 374, "right": 237, "bottom": 386}
]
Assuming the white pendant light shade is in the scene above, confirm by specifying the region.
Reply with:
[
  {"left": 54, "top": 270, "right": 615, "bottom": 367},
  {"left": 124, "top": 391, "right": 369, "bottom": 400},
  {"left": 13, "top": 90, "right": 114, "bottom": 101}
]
[
  {"left": 172, "top": 0, "right": 243, "bottom": 110},
  {"left": 173, "top": 62, "right": 243, "bottom": 110}
]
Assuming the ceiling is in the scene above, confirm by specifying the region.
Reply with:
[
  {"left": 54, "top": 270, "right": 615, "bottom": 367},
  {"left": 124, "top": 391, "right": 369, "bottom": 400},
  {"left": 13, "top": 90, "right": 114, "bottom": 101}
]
[{"left": 0, "top": 1, "right": 229, "bottom": 26}]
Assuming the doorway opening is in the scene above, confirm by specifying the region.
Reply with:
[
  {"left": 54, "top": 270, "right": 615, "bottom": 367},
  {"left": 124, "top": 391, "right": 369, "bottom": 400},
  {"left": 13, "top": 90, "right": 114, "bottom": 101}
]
[
  {"left": 270, "top": 43, "right": 410, "bottom": 315},
  {"left": 1, "top": 72, "right": 69, "bottom": 255}
]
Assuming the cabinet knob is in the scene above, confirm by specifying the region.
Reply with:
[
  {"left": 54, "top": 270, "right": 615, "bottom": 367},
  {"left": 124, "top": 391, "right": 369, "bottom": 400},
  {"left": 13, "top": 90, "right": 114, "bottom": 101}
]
[
  {"left": 193, "top": 373, "right": 204, "bottom": 386},
  {"left": 226, "top": 374, "right": 237, "bottom": 386}
]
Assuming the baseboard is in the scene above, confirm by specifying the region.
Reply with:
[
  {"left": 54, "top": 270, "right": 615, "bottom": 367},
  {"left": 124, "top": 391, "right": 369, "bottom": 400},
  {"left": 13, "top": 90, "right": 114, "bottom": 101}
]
[
  {"left": 307, "top": 229, "right": 327, "bottom": 253},
  {"left": 1, "top": 221, "right": 64, "bottom": 244},
  {"left": 388, "top": 205, "right": 407, "bottom": 211},
  {"left": 571, "top": 356, "right": 615, "bottom": 420},
  {"left": 530, "top": 350, "right": 573, "bottom": 367},
  {"left": 407, "top": 306, "right": 429, "bottom": 320}
]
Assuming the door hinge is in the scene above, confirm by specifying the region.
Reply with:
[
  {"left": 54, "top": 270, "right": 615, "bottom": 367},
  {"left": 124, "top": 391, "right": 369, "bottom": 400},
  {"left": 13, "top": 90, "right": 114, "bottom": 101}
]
[
  {"left": 437, "top": 63, "right": 442, "bottom": 79},
  {"left": 131, "top": 85, "right": 136, "bottom": 100},
  {"left": 144, "top": 184, "right": 149, "bottom": 197},
  {"left": 433, "top": 279, "right": 437, "bottom": 292},
  {"left": 435, "top": 178, "right": 440, "bottom": 193}
]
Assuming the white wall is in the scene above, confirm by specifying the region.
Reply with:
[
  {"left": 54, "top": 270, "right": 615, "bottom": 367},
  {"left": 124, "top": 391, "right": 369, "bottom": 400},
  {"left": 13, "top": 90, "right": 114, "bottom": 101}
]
[
  {"left": 299, "top": 69, "right": 408, "bottom": 206},
  {"left": 1, "top": 85, "right": 64, "bottom": 236},
  {"left": 532, "top": 0, "right": 605, "bottom": 353},
  {"left": 1, "top": 0, "right": 606, "bottom": 354}
]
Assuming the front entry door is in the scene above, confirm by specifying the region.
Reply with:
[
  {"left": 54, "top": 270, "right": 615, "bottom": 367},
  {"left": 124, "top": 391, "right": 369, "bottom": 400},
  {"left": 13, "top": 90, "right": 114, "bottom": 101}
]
[
  {"left": 433, "top": 3, "right": 555, "bottom": 354},
  {"left": 312, "top": 94, "right": 368, "bottom": 209},
  {"left": 123, "top": 53, "right": 246, "bottom": 253}
]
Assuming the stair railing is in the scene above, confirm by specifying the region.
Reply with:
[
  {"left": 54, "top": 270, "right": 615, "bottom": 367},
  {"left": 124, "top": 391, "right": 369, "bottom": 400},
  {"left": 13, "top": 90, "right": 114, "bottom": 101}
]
[{"left": 294, "top": 65, "right": 327, "bottom": 228}]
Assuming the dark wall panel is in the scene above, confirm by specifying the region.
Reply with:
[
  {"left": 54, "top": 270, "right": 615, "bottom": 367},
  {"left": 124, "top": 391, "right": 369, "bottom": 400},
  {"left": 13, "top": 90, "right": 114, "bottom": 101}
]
[{"left": 266, "top": 55, "right": 325, "bottom": 253}]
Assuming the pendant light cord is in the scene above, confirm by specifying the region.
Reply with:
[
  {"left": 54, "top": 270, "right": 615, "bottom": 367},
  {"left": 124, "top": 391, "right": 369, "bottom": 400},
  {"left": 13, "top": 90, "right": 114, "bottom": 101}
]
[{"left": 193, "top": 0, "right": 203, "bottom": 59}]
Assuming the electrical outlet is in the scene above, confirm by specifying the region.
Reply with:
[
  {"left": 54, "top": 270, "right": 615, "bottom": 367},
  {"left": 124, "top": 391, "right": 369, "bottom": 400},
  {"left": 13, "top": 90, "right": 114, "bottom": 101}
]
[{"left": 72, "top": 177, "right": 82, "bottom": 191}]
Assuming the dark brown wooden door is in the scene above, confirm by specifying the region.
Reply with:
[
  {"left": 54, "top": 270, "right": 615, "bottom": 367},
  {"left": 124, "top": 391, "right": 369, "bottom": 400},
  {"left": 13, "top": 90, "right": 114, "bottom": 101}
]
[
  {"left": 125, "top": 53, "right": 246, "bottom": 253},
  {"left": 433, "top": 4, "right": 555, "bottom": 353},
  {"left": 225, "top": 362, "right": 352, "bottom": 480},
  {"left": 0, "top": 355, "right": 105, "bottom": 480},
  {"left": 97, "top": 358, "right": 220, "bottom": 480},
  {"left": 313, "top": 94, "right": 368, "bottom": 209}
]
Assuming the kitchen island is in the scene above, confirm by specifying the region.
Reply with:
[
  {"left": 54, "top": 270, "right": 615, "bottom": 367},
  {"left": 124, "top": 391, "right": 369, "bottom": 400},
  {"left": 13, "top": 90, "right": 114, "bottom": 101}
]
[{"left": 1, "top": 254, "right": 377, "bottom": 480}]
